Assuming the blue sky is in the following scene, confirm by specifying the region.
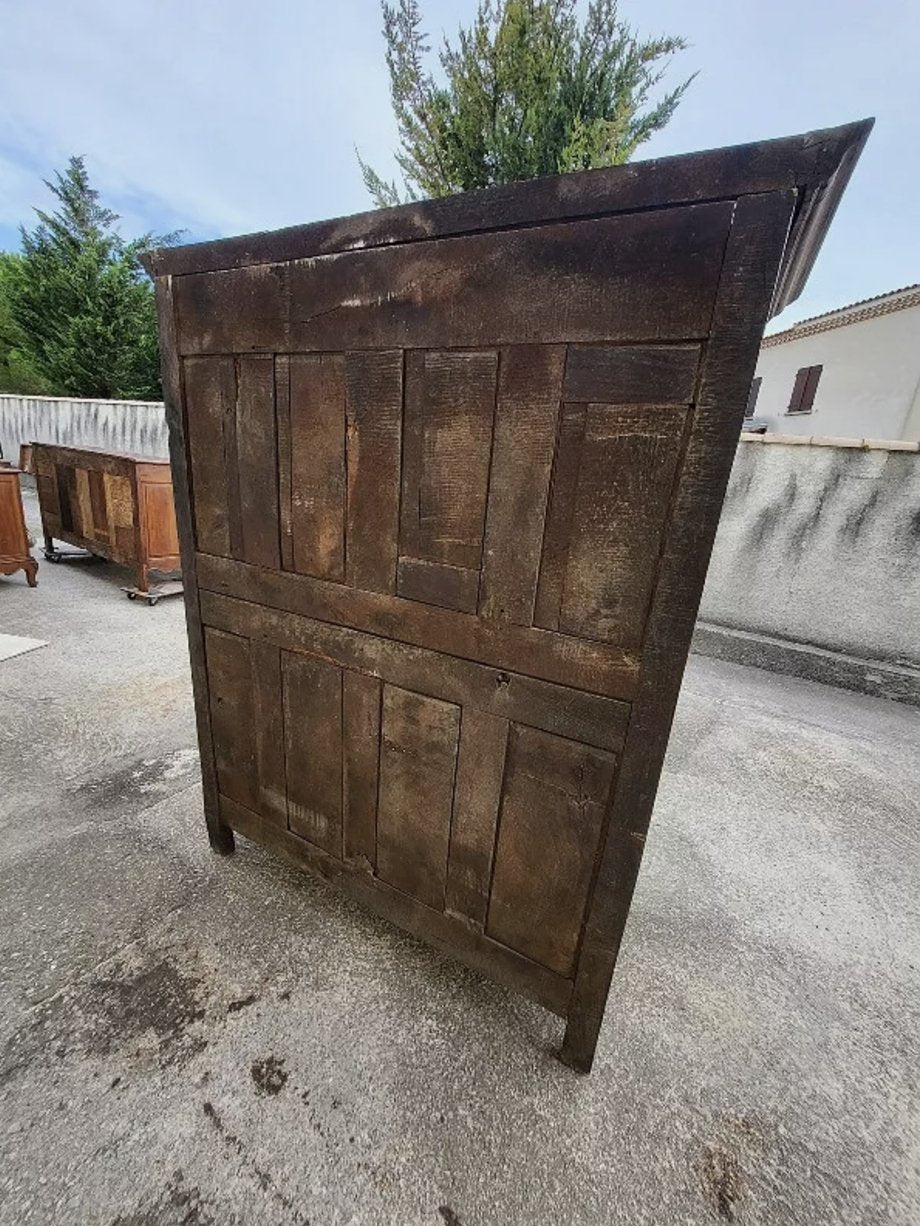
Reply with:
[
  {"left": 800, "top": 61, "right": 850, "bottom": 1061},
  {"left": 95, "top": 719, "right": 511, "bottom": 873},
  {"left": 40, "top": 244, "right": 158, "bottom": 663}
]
[{"left": 0, "top": 0, "right": 916, "bottom": 327}]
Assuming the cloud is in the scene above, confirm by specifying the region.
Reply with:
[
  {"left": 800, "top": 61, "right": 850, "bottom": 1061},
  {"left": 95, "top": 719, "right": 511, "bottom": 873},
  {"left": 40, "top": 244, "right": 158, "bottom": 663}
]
[{"left": 0, "top": 0, "right": 401, "bottom": 241}]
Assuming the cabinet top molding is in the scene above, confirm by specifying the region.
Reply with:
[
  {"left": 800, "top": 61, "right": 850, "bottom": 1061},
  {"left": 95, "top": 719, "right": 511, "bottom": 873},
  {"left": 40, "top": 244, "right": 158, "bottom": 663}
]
[{"left": 142, "top": 119, "right": 873, "bottom": 317}]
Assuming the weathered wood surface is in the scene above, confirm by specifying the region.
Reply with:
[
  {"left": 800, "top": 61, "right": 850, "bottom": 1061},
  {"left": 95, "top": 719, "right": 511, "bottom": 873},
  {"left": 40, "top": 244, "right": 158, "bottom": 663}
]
[
  {"left": 32, "top": 440, "right": 180, "bottom": 594},
  {"left": 148, "top": 124, "right": 868, "bottom": 1073},
  {"left": 174, "top": 205, "right": 733, "bottom": 356},
  {"left": 144, "top": 120, "right": 872, "bottom": 293}
]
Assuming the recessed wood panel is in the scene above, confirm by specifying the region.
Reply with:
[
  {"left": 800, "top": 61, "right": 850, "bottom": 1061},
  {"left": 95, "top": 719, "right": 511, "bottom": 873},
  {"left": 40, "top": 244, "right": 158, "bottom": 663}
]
[
  {"left": 396, "top": 557, "right": 480, "bottom": 614},
  {"left": 487, "top": 726, "right": 617, "bottom": 975},
  {"left": 205, "top": 627, "right": 258, "bottom": 811},
  {"left": 283, "top": 651, "right": 343, "bottom": 855},
  {"left": 445, "top": 710, "right": 508, "bottom": 928},
  {"left": 377, "top": 685, "right": 460, "bottom": 910},
  {"left": 175, "top": 262, "right": 288, "bottom": 355},
  {"left": 533, "top": 404, "right": 587, "bottom": 632},
  {"left": 564, "top": 345, "right": 700, "bottom": 404},
  {"left": 345, "top": 350, "right": 403, "bottom": 593},
  {"left": 400, "top": 349, "right": 497, "bottom": 571},
  {"left": 236, "top": 354, "right": 280, "bottom": 569},
  {"left": 559, "top": 404, "right": 687, "bottom": 647},
  {"left": 342, "top": 669, "right": 381, "bottom": 868},
  {"left": 479, "top": 345, "right": 566, "bottom": 625},
  {"left": 184, "top": 356, "right": 234, "bottom": 557},
  {"left": 290, "top": 353, "right": 346, "bottom": 581}
]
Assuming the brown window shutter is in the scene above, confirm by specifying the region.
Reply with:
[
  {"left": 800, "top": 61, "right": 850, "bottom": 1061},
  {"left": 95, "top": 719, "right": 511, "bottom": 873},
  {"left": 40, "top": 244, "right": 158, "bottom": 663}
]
[
  {"left": 788, "top": 367, "right": 810, "bottom": 411},
  {"left": 745, "top": 376, "right": 762, "bottom": 417},
  {"left": 801, "top": 364, "right": 822, "bottom": 411}
]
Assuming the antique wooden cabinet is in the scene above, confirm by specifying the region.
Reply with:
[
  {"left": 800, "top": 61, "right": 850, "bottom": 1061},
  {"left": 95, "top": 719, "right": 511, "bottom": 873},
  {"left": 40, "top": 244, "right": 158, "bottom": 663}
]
[
  {"left": 145, "top": 121, "right": 870, "bottom": 1070},
  {"left": 32, "top": 443, "right": 181, "bottom": 603},
  {"left": 0, "top": 464, "right": 37, "bottom": 587}
]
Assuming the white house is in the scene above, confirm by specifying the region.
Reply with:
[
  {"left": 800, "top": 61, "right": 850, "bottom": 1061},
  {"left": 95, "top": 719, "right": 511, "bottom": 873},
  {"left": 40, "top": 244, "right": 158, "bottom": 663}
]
[{"left": 746, "top": 284, "right": 920, "bottom": 442}]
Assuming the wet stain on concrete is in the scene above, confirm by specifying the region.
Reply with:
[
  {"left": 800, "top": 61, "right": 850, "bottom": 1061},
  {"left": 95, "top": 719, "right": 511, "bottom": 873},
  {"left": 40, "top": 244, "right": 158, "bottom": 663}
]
[
  {"left": 700, "top": 1145, "right": 743, "bottom": 1221},
  {"left": 226, "top": 993, "right": 257, "bottom": 1014},
  {"left": 73, "top": 749, "right": 199, "bottom": 810},
  {"left": 251, "top": 1054, "right": 288, "bottom": 1096},
  {"left": 0, "top": 945, "right": 211, "bottom": 1086},
  {"left": 111, "top": 1168, "right": 215, "bottom": 1226},
  {"left": 88, "top": 954, "right": 208, "bottom": 1065},
  {"left": 202, "top": 1101, "right": 308, "bottom": 1223}
]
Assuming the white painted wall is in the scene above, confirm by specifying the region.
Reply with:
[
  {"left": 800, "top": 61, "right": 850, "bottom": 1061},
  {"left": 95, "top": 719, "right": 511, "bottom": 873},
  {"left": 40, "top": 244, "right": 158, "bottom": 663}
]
[
  {"left": 752, "top": 301, "right": 920, "bottom": 441},
  {"left": 0, "top": 394, "right": 168, "bottom": 462}
]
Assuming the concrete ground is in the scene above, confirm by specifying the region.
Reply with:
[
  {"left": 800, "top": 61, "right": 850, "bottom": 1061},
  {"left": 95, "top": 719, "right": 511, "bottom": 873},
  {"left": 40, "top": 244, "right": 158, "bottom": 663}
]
[{"left": 1, "top": 483, "right": 918, "bottom": 1226}]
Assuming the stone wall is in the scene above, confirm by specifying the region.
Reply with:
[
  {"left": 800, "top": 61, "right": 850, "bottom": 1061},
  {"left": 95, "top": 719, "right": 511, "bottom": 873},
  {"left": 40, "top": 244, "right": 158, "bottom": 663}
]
[
  {"left": 0, "top": 394, "right": 168, "bottom": 462},
  {"left": 701, "top": 434, "right": 920, "bottom": 668}
]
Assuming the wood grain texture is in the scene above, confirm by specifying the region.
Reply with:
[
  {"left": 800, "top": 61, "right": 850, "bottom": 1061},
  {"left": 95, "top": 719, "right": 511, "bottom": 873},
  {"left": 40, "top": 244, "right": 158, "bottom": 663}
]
[
  {"left": 533, "top": 404, "right": 587, "bottom": 631},
  {"left": 200, "top": 590, "right": 630, "bottom": 753},
  {"left": 345, "top": 350, "right": 402, "bottom": 593},
  {"left": 561, "top": 190, "right": 798, "bottom": 1072},
  {"left": 396, "top": 557, "right": 480, "bottom": 614},
  {"left": 376, "top": 685, "right": 460, "bottom": 910},
  {"left": 183, "top": 356, "right": 234, "bottom": 557},
  {"left": 564, "top": 345, "right": 700, "bottom": 404},
  {"left": 155, "top": 278, "right": 232, "bottom": 854},
  {"left": 401, "top": 349, "right": 498, "bottom": 569},
  {"left": 275, "top": 355, "right": 293, "bottom": 570},
  {"left": 342, "top": 670, "right": 381, "bottom": 867},
  {"left": 204, "top": 627, "right": 257, "bottom": 810},
  {"left": 559, "top": 404, "right": 688, "bottom": 648},
  {"left": 236, "top": 354, "right": 280, "bottom": 569},
  {"left": 197, "top": 553, "right": 639, "bottom": 701},
  {"left": 288, "top": 205, "right": 732, "bottom": 352},
  {"left": 290, "top": 353, "right": 346, "bottom": 581},
  {"left": 479, "top": 346, "right": 565, "bottom": 625},
  {"left": 445, "top": 710, "right": 508, "bottom": 928},
  {"left": 175, "top": 262, "right": 288, "bottom": 354},
  {"left": 252, "top": 639, "right": 287, "bottom": 827},
  {"left": 283, "top": 651, "right": 343, "bottom": 855},
  {"left": 487, "top": 726, "right": 617, "bottom": 976}
]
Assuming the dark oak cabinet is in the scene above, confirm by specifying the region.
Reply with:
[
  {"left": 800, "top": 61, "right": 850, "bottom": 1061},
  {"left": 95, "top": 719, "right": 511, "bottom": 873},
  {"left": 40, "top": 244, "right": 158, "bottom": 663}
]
[{"left": 144, "top": 120, "right": 871, "bottom": 1070}]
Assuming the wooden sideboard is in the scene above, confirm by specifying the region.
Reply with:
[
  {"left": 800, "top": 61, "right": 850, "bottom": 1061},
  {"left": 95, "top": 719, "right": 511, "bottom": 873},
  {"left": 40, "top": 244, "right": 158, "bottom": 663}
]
[
  {"left": 32, "top": 443, "right": 180, "bottom": 603},
  {"left": 0, "top": 464, "right": 37, "bottom": 587}
]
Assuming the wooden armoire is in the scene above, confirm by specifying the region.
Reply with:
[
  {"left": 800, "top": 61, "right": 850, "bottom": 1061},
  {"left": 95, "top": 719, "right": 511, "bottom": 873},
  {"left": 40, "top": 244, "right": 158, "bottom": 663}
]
[{"left": 144, "top": 120, "right": 871, "bottom": 1071}]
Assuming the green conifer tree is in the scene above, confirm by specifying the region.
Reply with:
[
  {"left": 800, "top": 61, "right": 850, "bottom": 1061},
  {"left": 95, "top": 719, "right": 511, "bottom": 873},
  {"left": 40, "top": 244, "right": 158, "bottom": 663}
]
[{"left": 360, "top": 0, "right": 693, "bottom": 206}]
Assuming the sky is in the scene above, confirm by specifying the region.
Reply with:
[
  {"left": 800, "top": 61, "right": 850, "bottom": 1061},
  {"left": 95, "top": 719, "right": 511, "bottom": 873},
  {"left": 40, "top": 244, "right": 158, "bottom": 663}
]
[{"left": 0, "top": 0, "right": 917, "bottom": 329}]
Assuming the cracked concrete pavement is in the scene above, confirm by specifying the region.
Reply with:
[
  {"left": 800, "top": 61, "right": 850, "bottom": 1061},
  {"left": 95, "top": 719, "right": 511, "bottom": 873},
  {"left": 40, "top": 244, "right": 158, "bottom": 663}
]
[{"left": 1, "top": 483, "right": 918, "bottom": 1225}]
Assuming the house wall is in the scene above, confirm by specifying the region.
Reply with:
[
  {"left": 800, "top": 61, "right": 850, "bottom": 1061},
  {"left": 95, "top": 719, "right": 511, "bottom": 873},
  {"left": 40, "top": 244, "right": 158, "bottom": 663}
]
[
  {"left": 700, "top": 435, "right": 920, "bottom": 666},
  {"left": 752, "top": 302, "right": 920, "bottom": 441},
  {"left": 0, "top": 394, "right": 168, "bottom": 462}
]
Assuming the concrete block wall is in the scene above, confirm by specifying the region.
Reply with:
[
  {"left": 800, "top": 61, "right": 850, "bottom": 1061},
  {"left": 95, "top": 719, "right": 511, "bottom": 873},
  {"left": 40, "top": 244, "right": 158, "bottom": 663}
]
[
  {"left": 701, "top": 434, "right": 920, "bottom": 667},
  {"left": 0, "top": 394, "right": 168, "bottom": 462}
]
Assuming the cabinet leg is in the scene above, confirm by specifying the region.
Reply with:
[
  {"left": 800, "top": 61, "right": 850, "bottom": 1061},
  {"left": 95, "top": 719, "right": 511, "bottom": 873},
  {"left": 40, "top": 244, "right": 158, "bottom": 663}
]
[
  {"left": 24, "top": 559, "right": 38, "bottom": 588},
  {"left": 205, "top": 805, "right": 235, "bottom": 856},
  {"left": 559, "top": 1008, "right": 602, "bottom": 1075},
  {"left": 136, "top": 562, "right": 149, "bottom": 594}
]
